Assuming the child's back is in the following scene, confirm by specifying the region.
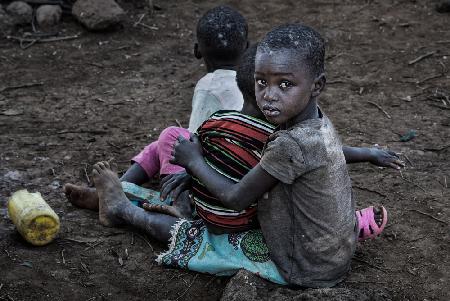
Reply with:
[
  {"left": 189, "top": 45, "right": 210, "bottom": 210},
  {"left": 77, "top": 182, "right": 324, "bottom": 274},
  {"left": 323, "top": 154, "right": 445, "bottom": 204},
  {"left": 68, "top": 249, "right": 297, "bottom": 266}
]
[{"left": 188, "top": 6, "right": 249, "bottom": 131}]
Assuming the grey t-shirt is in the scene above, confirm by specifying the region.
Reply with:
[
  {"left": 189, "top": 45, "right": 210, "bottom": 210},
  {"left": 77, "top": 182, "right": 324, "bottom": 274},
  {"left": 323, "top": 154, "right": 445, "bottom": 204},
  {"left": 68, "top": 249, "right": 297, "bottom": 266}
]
[{"left": 258, "top": 111, "right": 356, "bottom": 288}]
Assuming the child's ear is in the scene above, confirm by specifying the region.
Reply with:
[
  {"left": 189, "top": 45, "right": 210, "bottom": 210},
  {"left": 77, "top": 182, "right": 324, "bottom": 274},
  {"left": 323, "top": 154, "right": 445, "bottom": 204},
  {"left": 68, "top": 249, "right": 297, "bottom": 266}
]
[
  {"left": 194, "top": 43, "right": 202, "bottom": 60},
  {"left": 311, "top": 73, "right": 326, "bottom": 97}
]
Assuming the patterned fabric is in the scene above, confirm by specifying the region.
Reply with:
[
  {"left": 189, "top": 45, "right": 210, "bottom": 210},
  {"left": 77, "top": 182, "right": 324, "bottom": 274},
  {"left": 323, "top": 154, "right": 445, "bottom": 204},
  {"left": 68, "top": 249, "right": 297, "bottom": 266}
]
[
  {"left": 156, "top": 219, "right": 287, "bottom": 285},
  {"left": 121, "top": 181, "right": 286, "bottom": 284},
  {"left": 193, "top": 110, "right": 275, "bottom": 231}
]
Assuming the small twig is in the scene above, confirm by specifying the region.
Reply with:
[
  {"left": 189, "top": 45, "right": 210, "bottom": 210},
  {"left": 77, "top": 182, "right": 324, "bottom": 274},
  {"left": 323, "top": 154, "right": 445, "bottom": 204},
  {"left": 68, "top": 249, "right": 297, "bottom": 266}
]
[
  {"left": 6, "top": 33, "right": 81, "bottom": 43},
  {"left": 80, "top": 260, "right": 90, "bottom": 274},
  {"left": 133, "top": 13, "right": 146, "bottom": 27},
  {"left": 399, "top": 171, "right": 426, "bottom": 192},
  {"left": 428, "top": 104, "right": 450, "bottom": 111},
  {"left": 174, "top": 274, "right": 199, "bottom": 301},
  {"left": 345, "top": 280, "right": 388, "bottom": 284},
  {"left": 353, "top": 185, "right": 388, "bottom": 198},
  {"left": 408, "top": 51, "right": 435, "bottom": 65},
  {"left": 134, "top": 233, "right": 154, "bottom": 252},
  {"left": 61, "top": 249, "right": 66, "bottom": 265},
  {"left": 84, "top": 241, "right": 102, "bottom": 251},
  {"left": 409, "top": 209, "right": 448, "bottom": 225},
  {"left": 84, "top": 164, "right": 91, "bottom": 185},
  {"left": 416, "top": 74, "right": 444, "bottom": 84},
  {"left": 0, "top": 82, "right": 43, "bottom": 93},
  {"left": 130, "top": 233, "right": 135, "bottom": 245},
  {"left": 353, "top": 257, "right": 387, "bottom": 273},
  {"left": 424, "top": 144, "right": 450, "bottom": 152},
  {"left": 56, "top": 129, "right": 108, "bottom": 135},
  {"left": 0, "top": 283, "right": 4, "bottom": 292},
  {"left": 402, "top": 153, "right": 413, "bottom": 167},
  {"left": 107, "top": 141, "right": 121, "bottom": 150},
  {"left": 436, "top": 40, "right": 450, "bottom": 44},
  {"left": 137, "top": 23, "right": 159, "bottom": 30},
  {"left": 367, "top": 101, "right": 391, "bottom": 119},
  {"left": 175, "top": 119, "right": 182, "bottom": 128}
]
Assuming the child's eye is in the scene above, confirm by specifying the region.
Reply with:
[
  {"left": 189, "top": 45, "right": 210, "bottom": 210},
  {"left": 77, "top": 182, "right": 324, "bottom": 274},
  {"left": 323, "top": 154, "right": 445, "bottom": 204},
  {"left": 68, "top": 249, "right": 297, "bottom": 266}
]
[
  {"left": 256, "top": 79, "right": 267, "bottom": 87},
  {"left": 279, "top": 81, "right": 293, "bottom": 89}
]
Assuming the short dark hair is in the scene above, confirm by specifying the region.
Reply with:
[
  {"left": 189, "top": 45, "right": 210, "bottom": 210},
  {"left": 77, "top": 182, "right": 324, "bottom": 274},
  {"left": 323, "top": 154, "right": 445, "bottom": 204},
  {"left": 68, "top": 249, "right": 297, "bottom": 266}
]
[
  {"left": 236, "top": 43, "right": 258, "bottom": 100},
  {"left": 197, "top": 6, "right": 248, "bottom": 61},
  {"left": 258, "top": 23, "right": 325, "bottom": 77}
]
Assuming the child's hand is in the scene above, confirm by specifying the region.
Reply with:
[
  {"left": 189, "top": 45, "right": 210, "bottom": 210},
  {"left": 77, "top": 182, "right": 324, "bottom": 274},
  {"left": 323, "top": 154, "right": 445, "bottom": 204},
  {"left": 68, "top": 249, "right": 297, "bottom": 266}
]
[
  {"left": 160, "top": 172, "right": 192, "bottom": 201},
  {"left": 170, "top": 134, "right": 204, "bottom": 170},
  {"left": 369, "top": 148, "right": 405, "bottom": 170}
]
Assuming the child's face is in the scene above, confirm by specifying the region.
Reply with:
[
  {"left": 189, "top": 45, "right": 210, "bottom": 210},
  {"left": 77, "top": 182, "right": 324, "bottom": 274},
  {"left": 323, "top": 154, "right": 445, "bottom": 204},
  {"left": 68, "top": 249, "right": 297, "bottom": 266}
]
[{"left": 254, "top": 50, "right": 316, "bottom": 125}]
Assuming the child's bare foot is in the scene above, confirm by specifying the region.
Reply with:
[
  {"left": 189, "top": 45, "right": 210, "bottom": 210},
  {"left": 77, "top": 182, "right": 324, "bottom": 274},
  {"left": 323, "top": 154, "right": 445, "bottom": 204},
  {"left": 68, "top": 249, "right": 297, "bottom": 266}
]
[
  {"left": 357, "top": 206, "right": 388, "bottom": 242},
  {"left": 63, "top": 184, "right": 99, "bottom": 210},
  {"left": 92, "top": 161, "right": 131, "bottom": 227}
]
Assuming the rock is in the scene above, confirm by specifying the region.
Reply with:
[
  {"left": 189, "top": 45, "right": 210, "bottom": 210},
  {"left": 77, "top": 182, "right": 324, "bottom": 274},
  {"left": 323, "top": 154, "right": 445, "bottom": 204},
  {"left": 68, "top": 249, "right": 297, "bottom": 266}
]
[
  {"left": 4, "top": 170, "right": 22, "bottom": 181},
  {"left": 0, "top": 5, "right": 15, "bottom": 34},
  {"left": 6, "top": 1, "right": 32, "bottom": 25},
  {"left": 36, "top": 5, "right": 62, "bottom": 30},
  {"left": 220, "top": 270, "right": 264, "bottom": 301},
  {"left": 221, "top": 270, "right": 392, "bottom": 301},
  {"left": 72, "top": 0, "right": 125, "bottom": 31}
]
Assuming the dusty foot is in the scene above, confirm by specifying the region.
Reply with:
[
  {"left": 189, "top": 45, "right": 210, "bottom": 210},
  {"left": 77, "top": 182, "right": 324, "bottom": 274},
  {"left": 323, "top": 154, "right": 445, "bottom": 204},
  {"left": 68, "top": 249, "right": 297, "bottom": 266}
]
[
  {"left": 92, "top": 161, "right": 131, "bottom": 227},
  {"left": 63, "top": 183, "right": 99, "bottom": 210}
]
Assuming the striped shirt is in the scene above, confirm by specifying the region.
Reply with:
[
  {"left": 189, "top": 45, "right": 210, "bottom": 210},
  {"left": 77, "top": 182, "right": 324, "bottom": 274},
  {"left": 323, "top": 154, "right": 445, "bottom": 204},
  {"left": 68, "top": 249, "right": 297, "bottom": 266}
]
[{"left": 192, "top": 110, "right": 275, "bottom": 231}]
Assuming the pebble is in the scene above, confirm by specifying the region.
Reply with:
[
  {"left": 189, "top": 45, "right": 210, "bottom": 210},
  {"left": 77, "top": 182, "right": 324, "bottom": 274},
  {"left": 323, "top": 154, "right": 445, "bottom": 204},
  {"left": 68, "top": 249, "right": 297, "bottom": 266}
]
[
  {"left": 36, "top": 5, "right": 62, "bottom": 30},
  {"left": 6, "top": 1, "right": 32, "bottom": 25},
  {"left": 72, "top": 0, "right": 125, "bottom": 31}
]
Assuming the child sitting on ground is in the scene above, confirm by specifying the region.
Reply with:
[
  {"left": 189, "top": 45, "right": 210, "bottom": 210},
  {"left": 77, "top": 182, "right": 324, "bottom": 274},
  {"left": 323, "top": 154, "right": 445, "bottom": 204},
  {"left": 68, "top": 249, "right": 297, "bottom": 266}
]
[
  {"left": 64, "top": 6, "right": 249, "bottom": 207},
  {"left": 170, "top": 23, "right": 373, "bottom": 287},
  {"left": 86, "top": 26, "right": 396, "bottom": 285}
]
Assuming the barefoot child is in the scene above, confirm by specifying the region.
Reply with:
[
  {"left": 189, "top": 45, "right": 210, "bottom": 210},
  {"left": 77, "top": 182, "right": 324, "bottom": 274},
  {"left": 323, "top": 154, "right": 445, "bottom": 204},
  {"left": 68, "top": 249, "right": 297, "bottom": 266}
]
[
  {"left": 64, "top": 5, "right": 250, "bottom": 208},
  {"left": 86, "top": 29, "right": 393, "bottom": 285},
  {"left": 170, "top": 24, "right": 373, "bottom": 287}
]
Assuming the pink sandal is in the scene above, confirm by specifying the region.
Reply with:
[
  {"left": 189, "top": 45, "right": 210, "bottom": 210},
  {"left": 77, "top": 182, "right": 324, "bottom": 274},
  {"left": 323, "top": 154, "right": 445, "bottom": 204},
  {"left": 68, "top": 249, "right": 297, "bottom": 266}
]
[{"left": 356, "top": 206, "right": 388, "bottom": 242}]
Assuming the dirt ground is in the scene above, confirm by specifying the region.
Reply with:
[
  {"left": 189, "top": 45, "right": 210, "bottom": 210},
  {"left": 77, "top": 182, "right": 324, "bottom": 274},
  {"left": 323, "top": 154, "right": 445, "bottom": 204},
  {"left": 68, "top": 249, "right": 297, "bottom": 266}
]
[{"left": 0, "top": 0, "right": 449, "bottom": 300}]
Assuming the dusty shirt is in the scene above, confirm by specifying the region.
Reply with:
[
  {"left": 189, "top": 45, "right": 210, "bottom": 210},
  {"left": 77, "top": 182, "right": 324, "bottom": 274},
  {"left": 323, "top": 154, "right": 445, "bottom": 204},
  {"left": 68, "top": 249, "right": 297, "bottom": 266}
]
[
  {"left": 258, "top": 111, "right": 356, "bottom": 288},
  {"left": 188, "top": 69, "right": 244, "bottom": 132}
]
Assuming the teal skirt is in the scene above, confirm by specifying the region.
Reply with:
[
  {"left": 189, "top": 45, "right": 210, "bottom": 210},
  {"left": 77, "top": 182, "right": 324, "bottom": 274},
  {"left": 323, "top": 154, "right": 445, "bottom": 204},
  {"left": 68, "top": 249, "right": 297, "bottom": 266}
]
[{"left": 121, "top": 182, "right": 287, "bottom": 285}]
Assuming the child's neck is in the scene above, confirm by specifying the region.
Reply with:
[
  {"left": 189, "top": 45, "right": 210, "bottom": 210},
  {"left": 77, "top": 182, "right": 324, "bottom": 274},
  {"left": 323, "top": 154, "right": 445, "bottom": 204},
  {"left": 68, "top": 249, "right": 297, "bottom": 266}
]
[
  {"left": 204, "top": 58, "right": 239, "bottom": 73},
  {"left": 283, "top": 99, "right": 319, "bottom": 129}
]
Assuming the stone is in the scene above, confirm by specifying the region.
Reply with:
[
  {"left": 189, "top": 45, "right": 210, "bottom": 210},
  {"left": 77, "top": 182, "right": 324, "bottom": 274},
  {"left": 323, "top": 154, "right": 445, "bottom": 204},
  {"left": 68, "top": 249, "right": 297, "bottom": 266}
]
[
  {"left": 6, "top": 1, "right": 32, "bottom": 25},
  {"left": 0, "top": 5, "right": 15, "bottom": 34},
  {"left": 221, "top": 270, "right": 392, "bottom": 301},
  {"left": 36, "top": 5, "right": 62, "bottom": 30},
  {"left": 72, "top": 0, "right": 125, "bottom": 31}
]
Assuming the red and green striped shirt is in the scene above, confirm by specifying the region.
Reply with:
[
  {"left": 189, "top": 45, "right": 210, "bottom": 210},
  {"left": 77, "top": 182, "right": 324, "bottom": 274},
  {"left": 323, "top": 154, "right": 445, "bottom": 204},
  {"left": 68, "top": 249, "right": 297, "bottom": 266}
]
[{"left": 192, "top": 110, "right": 275, "bottom": 231}]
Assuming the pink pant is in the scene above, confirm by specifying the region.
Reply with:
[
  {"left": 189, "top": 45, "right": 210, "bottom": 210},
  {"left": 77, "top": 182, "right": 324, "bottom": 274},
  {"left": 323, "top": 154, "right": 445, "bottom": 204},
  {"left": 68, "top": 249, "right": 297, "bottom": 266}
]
[{"left": 132, "top": 126, "right": 190, "bottom": 177}]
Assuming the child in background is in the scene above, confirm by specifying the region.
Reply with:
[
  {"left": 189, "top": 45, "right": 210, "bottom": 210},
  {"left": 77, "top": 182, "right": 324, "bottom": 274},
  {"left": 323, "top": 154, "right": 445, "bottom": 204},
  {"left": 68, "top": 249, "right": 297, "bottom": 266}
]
[
  {"left": 170, "top": 23, "right": 376, "bottom": 287},
  {"left": 64, "top": 5, "right": 249, "bottom": 208}
]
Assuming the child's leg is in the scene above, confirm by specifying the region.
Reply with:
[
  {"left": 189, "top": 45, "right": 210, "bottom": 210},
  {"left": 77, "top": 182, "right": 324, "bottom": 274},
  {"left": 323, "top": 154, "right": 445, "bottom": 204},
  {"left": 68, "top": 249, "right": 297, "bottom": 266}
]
[
  {"left": 93, "top": 161, "right": 178, "bottom": 243},
  {"left": 157, "top": 126, "right": 190, "bottom": 176},
  {"left": 64, "top": 129, "right": 177, "bottom": 210},
  {"left": 64, "top": 162, "right": 150, "bottom": 211}
]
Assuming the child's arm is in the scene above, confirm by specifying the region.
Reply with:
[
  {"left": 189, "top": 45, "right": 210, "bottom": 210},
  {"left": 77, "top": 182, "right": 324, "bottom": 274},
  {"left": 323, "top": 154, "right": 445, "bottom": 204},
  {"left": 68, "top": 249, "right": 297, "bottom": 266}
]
[
  {"left": 342, "top": 146, "right": 404, "bottom": 170},
  {"left": 171, "top": 135, "right": 278, "bottom": 211}
]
